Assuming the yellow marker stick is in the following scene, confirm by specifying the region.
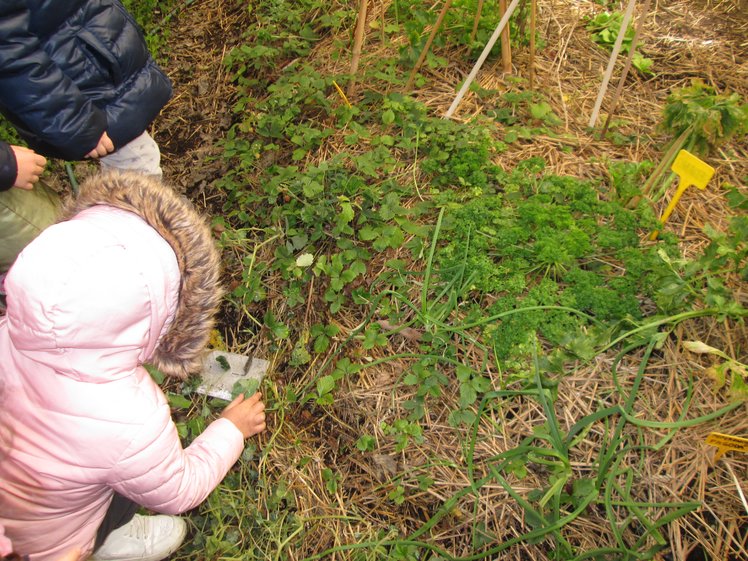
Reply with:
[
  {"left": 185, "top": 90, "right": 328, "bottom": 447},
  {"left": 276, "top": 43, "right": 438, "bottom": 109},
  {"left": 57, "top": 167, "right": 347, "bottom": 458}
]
[
  {"left": 650, "top": 150, "right": 715, "bottom": 240},
  {"left": 706, "top": 432, "right": 748, "bottom": 462},
  {"left": 332, "top": 80, "right": 352, "bottom": 108}
]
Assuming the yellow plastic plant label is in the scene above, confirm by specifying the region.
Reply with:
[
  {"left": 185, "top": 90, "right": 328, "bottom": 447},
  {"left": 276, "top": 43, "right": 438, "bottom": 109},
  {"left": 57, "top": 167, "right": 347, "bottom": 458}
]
[
  {"left": 650, "top": 150, "right": 715, "bottom": 240},
  {"left": 706, "top": 432, "right": 748, "bottom": 461},
  {"left": 671, "top": 149, "right": 715, "bottom": 191}
]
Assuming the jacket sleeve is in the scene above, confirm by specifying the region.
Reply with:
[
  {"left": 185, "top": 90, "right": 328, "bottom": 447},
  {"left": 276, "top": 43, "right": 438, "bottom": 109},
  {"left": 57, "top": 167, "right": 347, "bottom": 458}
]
[
  {"left": 109, "top": 402, "right": 246, "bottom": 514},
  {"left": 0, "top": 142, "right": 17, "bottom": 191},
  {"left": 0, "top": 523, "right": 12, "bottom": 557},
  {"left": 0, "top": 1, "right": 107, "bottom": 160}
]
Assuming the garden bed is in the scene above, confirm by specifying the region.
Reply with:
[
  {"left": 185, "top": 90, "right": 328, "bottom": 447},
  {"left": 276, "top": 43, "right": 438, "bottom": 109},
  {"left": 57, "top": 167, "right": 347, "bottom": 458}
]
[{"left": 134, "top": 0, "right": 748, "bottom": 559}]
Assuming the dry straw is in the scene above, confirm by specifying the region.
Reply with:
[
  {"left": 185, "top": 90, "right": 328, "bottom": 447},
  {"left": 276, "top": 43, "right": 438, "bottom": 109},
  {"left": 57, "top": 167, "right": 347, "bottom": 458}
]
[{"left": 159, "top": 0, "right": 747, "bottom": 559}]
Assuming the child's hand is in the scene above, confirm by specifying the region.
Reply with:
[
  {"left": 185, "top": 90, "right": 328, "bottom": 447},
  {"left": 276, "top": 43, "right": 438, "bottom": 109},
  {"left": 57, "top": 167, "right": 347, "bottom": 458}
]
[
  {"left": 86, "top": 132, "right": 115, "bottom": 158},
  {"left": 220, "top": 392, "right": 266, "bottom": 438},
  {"left": 56, "top": 548, "right": 81, "bottom": 561},
  {"left": 11, "top": 145, "right": 46, "bottom": 189}
]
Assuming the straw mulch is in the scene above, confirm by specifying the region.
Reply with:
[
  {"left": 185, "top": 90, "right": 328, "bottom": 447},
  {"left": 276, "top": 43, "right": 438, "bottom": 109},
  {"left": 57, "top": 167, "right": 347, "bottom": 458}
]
[{"left": 158, "top": 0, "right": 747, "bottom": 559}]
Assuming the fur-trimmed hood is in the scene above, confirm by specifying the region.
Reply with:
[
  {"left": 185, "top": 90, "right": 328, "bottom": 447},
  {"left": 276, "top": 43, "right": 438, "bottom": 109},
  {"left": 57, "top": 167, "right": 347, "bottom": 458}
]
[{"left": 5, "top": 172, "right": 222, "bottom": 379}]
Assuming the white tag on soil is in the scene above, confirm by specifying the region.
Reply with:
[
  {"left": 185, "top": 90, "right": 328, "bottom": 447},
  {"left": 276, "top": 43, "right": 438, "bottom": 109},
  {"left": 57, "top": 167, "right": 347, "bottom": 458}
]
[{"left": 196, "top": 350, "right": 269, "bottom": 401}]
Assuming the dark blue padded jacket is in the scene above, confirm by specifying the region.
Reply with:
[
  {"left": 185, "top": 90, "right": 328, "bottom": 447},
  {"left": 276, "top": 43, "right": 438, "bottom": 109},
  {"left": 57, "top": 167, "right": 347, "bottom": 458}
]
[
  {"left": 0, "top": 141, "right": 17, "bottom": 190},
  {"left": 0, "top": 0, "right": 172, "bottom": 160}
]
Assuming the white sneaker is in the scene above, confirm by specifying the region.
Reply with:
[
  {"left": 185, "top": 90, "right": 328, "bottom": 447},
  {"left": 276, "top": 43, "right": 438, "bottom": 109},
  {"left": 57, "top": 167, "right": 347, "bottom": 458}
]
[{"left": 92, "top": 514, "right": 188, "bottom": 561}]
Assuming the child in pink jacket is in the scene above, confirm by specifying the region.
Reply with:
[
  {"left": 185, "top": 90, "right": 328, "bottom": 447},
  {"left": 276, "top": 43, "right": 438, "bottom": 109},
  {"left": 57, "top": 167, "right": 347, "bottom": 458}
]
[{"left": 0, "top": 172, "right": 266, "bottom": 561}]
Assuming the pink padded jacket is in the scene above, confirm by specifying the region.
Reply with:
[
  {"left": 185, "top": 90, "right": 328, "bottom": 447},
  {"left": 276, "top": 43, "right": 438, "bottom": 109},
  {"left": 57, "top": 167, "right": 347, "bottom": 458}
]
[{"left": 0, "top": 173, "right": 244, "bottom": 561}]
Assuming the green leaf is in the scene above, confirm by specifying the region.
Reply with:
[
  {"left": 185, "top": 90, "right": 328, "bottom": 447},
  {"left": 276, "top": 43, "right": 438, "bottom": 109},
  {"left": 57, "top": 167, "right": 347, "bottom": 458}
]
[
  {"left": 295, "top": 253, "right": 315, "bottom": 267},
  {"left": 338, "top": 202, "right": 355, "bottom": 225},
  {"left": 356, "top": 435, "right": 376, "bottom": 452},
  {"left": 459, "top": 382, "right": 478, "bottom": 408},
  {"left": 358, "top": 225, "right": 379, "bottom": 241},
  {"left": 167, "top": 393, "right": 192, "bottom": 410},
  {"left": 317, "top": 375, "right": 336, "bottom": 397},
  {"left": 313, "top": 334, "right": 331, "bottom": 354},
  {"left": 264, "top": 311, "right": 290, "bottom": 340},
  {"left": 302, "top": 179, "right": 324, "bottom": 198},
  {"left": 144, "top": 364, "right": 165, "bottom": 384}
]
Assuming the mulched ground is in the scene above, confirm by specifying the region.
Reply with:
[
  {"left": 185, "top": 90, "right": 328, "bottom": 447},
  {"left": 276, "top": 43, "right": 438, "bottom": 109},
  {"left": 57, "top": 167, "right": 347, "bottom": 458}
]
[{"left": 152, "top": 1, "right": 747, "bottom": 559}]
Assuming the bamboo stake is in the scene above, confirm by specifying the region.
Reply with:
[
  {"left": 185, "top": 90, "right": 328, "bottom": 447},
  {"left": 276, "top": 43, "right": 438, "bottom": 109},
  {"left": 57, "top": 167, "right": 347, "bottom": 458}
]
[
  {"left": 587, "top": 0, "right": 637, "bottom": 128},
  {"left": 499, "top": 0, "right": 512, "bottom": 73},
  {"left": 470, "top": 0, "right": 486, "bottom": 44},
  {"left": 529, "top": 0, "right": 536, "bottom": 88},
  {"left": 600, "top": 0, "right": 652, "bottom": 138},
  {"left": 347, "top": 0, "right": 368, "bottom": 97},
  {"left": 445, "top": 0, "right": 522, "bottom": 118},
  {"left": 406, "top": 0, "right": 454, "bottom": 90}
]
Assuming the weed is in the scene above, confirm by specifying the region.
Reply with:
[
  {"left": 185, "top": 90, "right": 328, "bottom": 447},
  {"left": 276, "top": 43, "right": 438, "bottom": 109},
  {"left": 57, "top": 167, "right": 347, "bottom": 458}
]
[
  {"left": 121, "top": 0, "right": 179, "bottom": 57},
  {"left": 586, "top": 11, "right": 653, "bottom": 75}
]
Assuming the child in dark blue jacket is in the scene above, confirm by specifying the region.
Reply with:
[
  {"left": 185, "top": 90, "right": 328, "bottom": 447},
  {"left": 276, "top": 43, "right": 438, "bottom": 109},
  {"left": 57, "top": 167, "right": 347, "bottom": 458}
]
[
  {"left": 0, "top": 0, "right": 173, "bottom": 273},
  {"left": 0, "top": 0, "right": 172, "bottom": 173}
]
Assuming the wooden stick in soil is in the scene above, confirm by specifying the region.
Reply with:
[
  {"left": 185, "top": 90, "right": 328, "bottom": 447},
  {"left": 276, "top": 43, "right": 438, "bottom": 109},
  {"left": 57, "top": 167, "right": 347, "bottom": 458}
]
[
  {"left": 600, "top": 0, "right": 652, "bottom": 138},
  {"left": 470, "top": 0, "right": 486, "bottom": 44},
  {"left": 446, "top": 0, "right": 522, "bottom": 118},
  {"left": 347, "top": 0, "right": 368, "bottom": 97},
  {"left": 587, "top": 0, "right": 637, "bottom": 128},
  {"left": 406, "top": 0, "right": 454, "bottom": 90},
  {"left": 499, "top": 0, "right": 512, "bottom": 73},
  {"left": 529, "top": 0, "right": 536, "bottom": 88}
]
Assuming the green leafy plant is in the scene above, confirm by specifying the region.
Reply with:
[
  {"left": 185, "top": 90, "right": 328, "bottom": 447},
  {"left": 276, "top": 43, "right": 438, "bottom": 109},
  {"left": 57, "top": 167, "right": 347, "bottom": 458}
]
[
  {"left": 644, "top": 81, "right": 748, "bottom": 199},
  {"left": 650, "top": 214, "right": 747, "bottom": 315},
  {"left": 586, "top": 11, "right": 654, "bottom": 74},
  {"left": 434, "top": 158, "right": 669, "bottom": 362},
  {"left": 121, "top": 0, "right": 179, "bottom": 57}
]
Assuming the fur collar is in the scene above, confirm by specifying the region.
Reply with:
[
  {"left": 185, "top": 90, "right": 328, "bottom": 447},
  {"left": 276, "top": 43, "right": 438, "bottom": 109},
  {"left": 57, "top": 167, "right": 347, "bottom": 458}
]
[{"left": 61, "top": 172, "right": 223, "bottom": 378}]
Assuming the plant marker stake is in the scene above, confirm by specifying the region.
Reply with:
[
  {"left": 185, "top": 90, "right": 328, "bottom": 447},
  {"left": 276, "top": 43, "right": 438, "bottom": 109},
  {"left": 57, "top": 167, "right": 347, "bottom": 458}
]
[
  {"left": 470, "top": 0, "right": 485, "bottom": 43},
  {"left": 649, "top": 149, "right": 714, "bottom": 241},
  {"left": 347, "top": 0, "right": 368, "bottom": 97},
  {"left": 406, "top": 0, "right": 454, "bottom": 90},
  {"left": 499, "top": 0, "right": 512, "bottom": 73},
  {"left": 706, "top": 432, "right": 748, "bottom": 462},
  {"left": 529, "top": 0, "right": 536, "bottom": 88},
  {"left": 588, "top": 0, "right": 637, "bottom": 128},
  {"left": 332, "top": 80, "right": 352, "bottom": 108},
  {"left": 445, "top": 0, "right": 522, "bottom": 118},
  {"left": 600, "top": 0, "right": 652, "bottom": 138}
]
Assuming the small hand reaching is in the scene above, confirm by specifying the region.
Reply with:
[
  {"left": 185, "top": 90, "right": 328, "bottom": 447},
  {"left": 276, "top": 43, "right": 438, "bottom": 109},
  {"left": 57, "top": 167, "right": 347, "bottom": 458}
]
[
  {"left": 11, "top": 145, "right": 46, "bottom": 189},
  {"left": 56, "top": 548, "right": 81, "bottom": 561},
  {"left": 220, "top": 392, "right": 266, "bottom": 438},
  {"left": 86, "top": 132, "right": 114, "bottom": 159}
]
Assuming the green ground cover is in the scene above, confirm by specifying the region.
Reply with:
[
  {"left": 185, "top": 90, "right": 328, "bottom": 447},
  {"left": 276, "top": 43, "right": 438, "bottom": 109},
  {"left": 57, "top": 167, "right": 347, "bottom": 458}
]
[{"left": 48, "top": 1, "right": 748, "bottom": 559}]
